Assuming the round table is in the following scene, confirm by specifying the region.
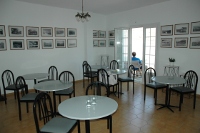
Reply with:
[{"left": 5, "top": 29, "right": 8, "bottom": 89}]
[{"left": 22, "top": 73, "right": 49, "bottom": 84}]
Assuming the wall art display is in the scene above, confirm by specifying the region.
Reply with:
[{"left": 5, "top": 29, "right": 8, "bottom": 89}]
[
  {"left": 27, "top": 39, "right": 40, "bottom": 50},
  {"left": 189, "top": 37, "right": 200, "bottom": 49},
  {"left": 93, "top": 40, "right": 98, "bottom": 47},
  {"left": 41, "top": 39, "right": 54, "bottom": 49},
  {"left": 174, "top": 37, "right": 188, "bottom": 48},
  {"left": 174, "top": 23, "right": 189, "bottom": 35},
  {"left": 93, "top": 30, "right": 99, "bottom": 38},
  {"left": 8, "top": 26, "right": 24, "bottom": 37},
  {"left": 160, "top": 38, "right": 172, "bottom": 48},
  {"left": 67, "top": 28, "right": 77, "bottom": 37},
  {"left": 109, "top": 30, "right": 115, "bottom": 38},
  {"left": 191, "top": 21, "right": 200, "bottom": 34},
  {"left": 55, "top": 27, "right": 65, "bottom": 37},
  {"left": 161, "top": 25, "right": 173, "bottom": 36},
  {"left": 55, "top": 39, "right": 66, "bottom": 48},
  {"left": 109, "top": 39, "right": 115, "bottom": 47},
  {"left": 10, "top": 39, "right": 24, "bottom": 50},
  {"left": 99, "top": 31, "right": 106, "bottom": 38},
  {"left": 0, "top": 25, "right": 6, "bottom": 37},
  {"left": 26, "top": 26, "right": 39, "bottom": 37},
  {"left": 0, "top": 39, "right": 7, "bottom": 50},
  {"left": 98, "top": 40, "right": 106, "bottom": 47},
  {"left": 67, "top": 39, "right": 77, "bottom": 48},
  {"left": 41, "top": 27, "right": 53, "bottom": 37}
]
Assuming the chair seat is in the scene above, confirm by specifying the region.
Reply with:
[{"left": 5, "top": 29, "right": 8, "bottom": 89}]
[
  {"left": 84, "top": 73, "right": 98, "bottom": 78},
  {"left": 118, "top": 77, "right": 133, "bottom": 82},
  {"left": 5, "top": 84, "right": 16, "bottom": 90},
  {"left": 55, "top": 88, "right": 73, "bottom": 95},
  {"left": 171, "top": 86, "right": 194, "bottom": 93},
  {"left": 20, "top": 93, "right": 38, "bottom": 101},
  {"left": 146, "top": 82, "right": 167, "bottom": 89}
]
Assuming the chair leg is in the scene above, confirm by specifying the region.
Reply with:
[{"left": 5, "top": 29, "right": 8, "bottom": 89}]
[
  {"left": 59, "top": 96, "right": 61, "bottom": 103},
  {"left": 120, "top": 82, "right": 122, "bottom": 94},
  {"left": 26, "top": 102, "right": 29, "bottom": 113},
  {"left": 18, "top": 102, "right": 22, "bottom": 121},
  {"left": 132, "top": 81, "right": 134, "bottom": 94},
  {"left": 154, "top": 89, "right": 157, "bottom": 105},
  {"left": 4, "top": 89, "right": 7, "bottom": 104},
  {"left": 144, "top": 86, "right": 146, "bottom": 101},
  {"left": 127, "top": 82, "right": 129, "bottom": 91},
  {"left": 109, "top": 115, "right": 112, "bottom": 133},
  {"left": 169, "top": 89, "right": 171, "bottom": 105},
  {"left": 83, "top": 77, "right": 85, "bottom": 88},
  {"left": 193, "top": 93, "right": 196, "bottom": 109},
  {"left": 77, "top": 120, "right": 81, "bottom": 133},
  {"left": 179, "top": 94, "right": 183, "bottom": 111}
]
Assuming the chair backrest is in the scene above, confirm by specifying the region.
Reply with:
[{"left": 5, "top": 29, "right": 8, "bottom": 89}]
[
  {"left": 144, "top": 67, "right": 156, "bottom": 85},
  {"left": 33, "top": 92, "right": 54, "bottom": 133},
  {"left": 97, "top": 69, "right": 110, "bottom": 85},
  {"left": 15, "top": 76, "right": 28, "bottom": 98},
  {"left": 83, "top": 63, "right": 92, "bottom": 76},
  {"left": 48, "top": 66, "right": 58, "bottom": 80},
  {"left": 85, "top": 81, "right": 109, "bottom": 97},
  {"left": 131, "top": 61, "right": 141, "bottom": 69},
  {"left": 110, "top": 60, "right": 119, "bottom": 70},
  {"left": 128, "top": 65, "right": 136, "bottom": 78},
  {"left": 184, "top": 70, "right": 198, "bottom": 91},
  {"left": 1, "top": 70, "right": 15, "bottom": 88}
]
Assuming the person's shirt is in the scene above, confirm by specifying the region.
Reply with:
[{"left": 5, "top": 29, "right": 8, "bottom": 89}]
[{"left": 132, "top": 56, "right": 141, "bottom": 64}]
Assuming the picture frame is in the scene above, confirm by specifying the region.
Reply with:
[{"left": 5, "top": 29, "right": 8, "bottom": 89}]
[
  {"left": 191, "top": 21, "right": 200, "bottom": 34},
  {"left": 55, "top": 39, "right": 66, "bottom": 48},
  {"left": 0, "top": 25, "right": 6, "bottom": 37},
  {"left": 189, "top": 36, "right": 200, "bottom": 49},
  {"left": 161, "top": 25, "right": 173, "bottom": 36},
  {"left": 41, "top": 39, "right": 54, "bottom": 49},
  {"left": 67, "top": 28, "right": 77, "bottom": 37},
  {"left": 93, "top": 40, "right": 98, "bottom": 47},
  {"left": 174, "top": 37, "right": 188, "bottom": 48},
  {"left": 10, "top": 39, "right": 24, "bottom": 50},
  {"left": 67, "top": 39, "right": 77, "bottom": 48},
  {"left": 27, "top": 39, "right": 40, "bottom": 50},
  {"left": 160, "top": 38, "right": 172, "bottom": 48},
  {"left": 109, "top": 30, "right": 115, "bottom": 38},
  {"left": 55, "top": 27, "right": 65, "bottom": 37},
  {"left": 26, "top": 26, "right": 39, "bottom": 37},
  {"left": 0, "top": 39, "right": 7, "bottom": 50},
  {"left": 93, "top": 30, "right": 99, "bottom": 38},
  {"left": 41, "top": 27, "right": 53, "bottom": 37},
  {"left": 174, "top": 23, "right": 189, "bottom": 35},
  {"left": 98, "top": 40, "right": 106, "bottom": 47},
  {"left": 99, "top": 31, "right": 106, "bottom": 38},
  {"left": 109, "top": 39, "right": 115, "bottom": 47},
  {"left": 8, "top": 26, "right": 24, "bottom": 37}
]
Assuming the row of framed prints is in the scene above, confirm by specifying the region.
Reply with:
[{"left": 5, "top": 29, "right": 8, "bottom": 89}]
[
  {"left": 93, "top": 39, "right": 115, "bottom": 47},
  {"left": 0, "top": 39, "right": 77, "bottom": 50},
  {"left": 93, "top": 30, "right": 115, "bottom": 38},
  {"left": 161, "top": 21, "right": 200, "bottom": 36},
  {"left": 160, "top": 36, "right": 200, "bottom": 49},
  {"left": 0, "top": 25, "right": 77, "bottom": 37}
]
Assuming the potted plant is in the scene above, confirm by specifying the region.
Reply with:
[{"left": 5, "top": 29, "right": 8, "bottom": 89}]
[{"left": 169, "top": 58, "right": 175, "bottom": 66}]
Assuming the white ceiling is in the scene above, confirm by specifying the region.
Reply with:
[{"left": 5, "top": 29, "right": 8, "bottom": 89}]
[{"left": 15, "top": 0, "right": 170, "bottom": 15}]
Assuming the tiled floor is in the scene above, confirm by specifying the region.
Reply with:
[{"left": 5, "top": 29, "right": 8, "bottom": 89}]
[{"left": 0, "top": 80, "right": 200, "bottom": 133}]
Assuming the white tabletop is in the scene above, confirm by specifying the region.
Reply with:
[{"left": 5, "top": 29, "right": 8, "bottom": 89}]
[
  {"left": 22, "top": 73, "right": 49, "bottom": 80},
  {"left": 110, "top": 69, "right": 127, "bottom": 75},
  {"left": 58, "top": 95, "right": 118, "bottom": 120},
  {"left": 152, "top": 76, "right": 185, "bottom": 85},
  {"left": 90, "top": 65, "right": 109, "bottom": 70},
  {"left": 34, "top": 80, "right": 72, "bottom": 92}
]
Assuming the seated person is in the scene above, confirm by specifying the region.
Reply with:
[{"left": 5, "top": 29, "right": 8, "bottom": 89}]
[{"left": 131, "top": 52, "right": 142, "bottom": 75}]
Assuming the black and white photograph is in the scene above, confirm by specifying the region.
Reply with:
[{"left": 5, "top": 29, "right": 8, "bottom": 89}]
[
  {"left": 98, "top": 40, "right": 106, "bottom": 47},
  {"left": 10, "top": 39, "right": 24, "bottom": 50},
  {"left": 109, "top": 39, "right": 115, "bottom": 47},
  {"left": 93, "top": 30, "right": 99, "bottom": 38},
  {"left": 99, "top": 31, "right": 106, "bottom": 38},
  {"left": 67, "top": 39, "right": 77, "bottom": 48},
  {"left": 93, "top": 40, "right": 98, "bottom": 47},
  {"left": 161, "top": 25, "right": 173, "bottom": 36},
  {"left": 0, "top": 25, "right": 6, "bottom": 37},
  {"left": 109, "top": 30, "right": 115, "bottom": 38},
  {"left": 55, "top": 39, "right": 66, "bottom": 48},
  {"left": 67, "top": 28, "right": 77, "bottom": 37},
  {"left": 160, "top": 38, "right": 172, "bottom": 48},
  {"left": 27, "top": 39, "right": 40, "bottom": 49},
  {"left": 174, "top": 37, "right": 188, "bottom": 48},
  {"left": 0, "top": 39, "right": 7, "bottom": 50},
  {"left": 26, "top": 26, "right": 39, "bottom": 37},
  {"left": 41, "top": 27, "right": 53, "bottom": 37},
  {"left": 8, "top": 26, "right": 24, "bottom": 37},
  {"left": 55, "top": 27, "right": 65, "bottom": 37},
  {"left": 191, "top": 21, "right": 200, "bottom": 34},
  {"left": 174, "top": 23, "right": 189, "bottom": 35},
  {"left": 190, "top": 37, "right": 200, "bottom": 49},
  {"left": 41, "top": 39, "right": 54, "bottom": 49}
]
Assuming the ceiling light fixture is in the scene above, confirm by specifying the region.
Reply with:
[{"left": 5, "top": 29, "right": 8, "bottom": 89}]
[{"left": 75, "top": 0, "right": 91, "bottom": 22}]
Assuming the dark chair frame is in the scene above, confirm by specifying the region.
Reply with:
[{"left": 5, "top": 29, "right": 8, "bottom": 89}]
[
  {"left": 38, "top": 66, "right": 58, "bottom": 83},
  {"left": 110, "top": 60, "right": 119, "bottom": 70}
]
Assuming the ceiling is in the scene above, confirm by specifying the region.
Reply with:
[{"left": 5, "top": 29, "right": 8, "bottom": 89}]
[{"left": 16, "top": 0, "right": 170, "bottom": 15}]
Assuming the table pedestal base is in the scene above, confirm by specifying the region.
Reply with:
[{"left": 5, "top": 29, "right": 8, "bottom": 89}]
[
  {"left": 157, "top": 104, "right": 178, "bottom": 112},
  {"left": 85, "top": 120, "right": 90, "bottom": 133}
]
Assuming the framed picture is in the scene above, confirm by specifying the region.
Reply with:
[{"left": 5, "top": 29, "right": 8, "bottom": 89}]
[
  {"left": 55, "top": 27, "right": 65, "bottom": 37},
  {"left": 27, "top": 39, "right": 40, "bottom": 50},
  {"left": 99, "top": 31, "right": 106, "bottom": 38},
  {"left": 191, "top": 21, "right": 200, "bottom": 34},
  {"left": 8, "top": 26, "right": 24, "bottom": 37},
  {"left": 109, "top": 30, "right": 115, "bottom": 38},
  {"left": 26, "top": 26, "right": 39, "bottom": 37},
  {"left": 160, "top": 38, "right": 172, "bottom": 48},
  {"left": 41, "top": 39, "right": 54, "bottom": 49},
  {"left": 174, "top": 37, "right": 188, "bottom": 48},
  {"left": 67, "top": 28, "right": 77, "bottom": 37},
  {"left": 189, "top": 37, "right": 200, "bottom": 49},
  {"left": 109, "top": 39, "right": 115, "bottom": 47},
  {"left": 41, "top": 27, "right": 53, "bottom": 37},
  {"left": 0, "top": 39, "right": 7, "bottom": 50},
  {"left": 98, "top": 40, "right": 106, "bottom": 47},
  {"left": 10, "top": 39, "right": 24, "bottom": 50},
  {"left": 93, "top": 40, "right": 98, "bottom": 47},
  {"left": 161, "top": 25, "right": 173, "bottom": 36},
  {"left": 67, "top": 39, "right": 77, "bottom": 48},
  {"left": 55, "top": 39, "right": 66, "bottom": 48},
  {"left": 93, "top": 30, "right": 99, "bottom": 38},
  {"left": 174, "top": 23, "right": 189, "bottom": 35},
  {"left": 0, "top": 25, "right": 6, "bottom": 37}
]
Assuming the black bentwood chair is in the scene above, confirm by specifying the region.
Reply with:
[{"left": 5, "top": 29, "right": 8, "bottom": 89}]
[
  {"left": 110, "top": 60, "right": 119, "bottom": 70},
  {"left": 38, "top": 66, "right": 58, "bottom": 83}
]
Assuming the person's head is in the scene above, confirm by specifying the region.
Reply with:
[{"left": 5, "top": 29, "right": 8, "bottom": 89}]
[{"left": 132, "top": 52, "right": 136, "bottom": 57}]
